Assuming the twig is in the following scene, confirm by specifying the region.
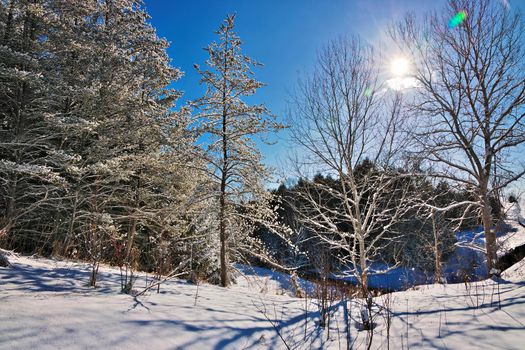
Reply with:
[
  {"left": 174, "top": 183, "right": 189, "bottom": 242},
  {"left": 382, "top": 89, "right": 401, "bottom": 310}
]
[
  {"left": 252, "top": 297, "right": 291, "bottom": 350},
  {"left": 135, "top": 270, "right": 186, "bottom": 297}
]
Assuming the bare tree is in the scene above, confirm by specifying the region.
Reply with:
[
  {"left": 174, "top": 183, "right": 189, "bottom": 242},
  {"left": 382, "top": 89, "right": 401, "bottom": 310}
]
[
  {"left": 289, "top": 37, "right": 416, "bottom": 302},
  {"left": 391, "top": 0, "right": 525, "bottom": 275}
]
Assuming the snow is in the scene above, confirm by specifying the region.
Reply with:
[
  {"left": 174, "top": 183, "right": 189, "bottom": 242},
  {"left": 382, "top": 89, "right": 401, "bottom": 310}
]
[
  {"left": 501, "top": 256, "right": 525, "bottom": 282},
  {"left": 2, "top": 206, "right": 524, "bottom": 349},
  {"left": 326, "top": 203, "right": 525, "bottom": 292},
  {"left": 379, "top": 273, "right": 525, "bottom": 349},
  {"left": 234, "top": 263, "right": 315, "bottom": 296},
  {"left": 2, "top": 253, "right": 525, "bottom": 349},
  {"left": 0, "top": 255, "right": 308, "bottom": 349},
  {"left": 446, "top": 206, "right": 525, "bottom": 282},
  {"left": 334, "top": 263, "right": 428, "bottom": 291},
  {"left": 499, "top": 202, "right": 525, "bottom": 255}
]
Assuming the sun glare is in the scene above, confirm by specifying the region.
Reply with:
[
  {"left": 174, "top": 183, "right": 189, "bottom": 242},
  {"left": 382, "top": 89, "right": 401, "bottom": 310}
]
[{"left": 390, "top": 57, "right": 410, "bottom": 77}]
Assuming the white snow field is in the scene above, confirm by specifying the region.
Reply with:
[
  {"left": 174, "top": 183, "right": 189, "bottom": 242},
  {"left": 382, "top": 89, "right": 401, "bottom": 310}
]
[{"left": 1, "top": 249, "right": 525, "bottom": 350}]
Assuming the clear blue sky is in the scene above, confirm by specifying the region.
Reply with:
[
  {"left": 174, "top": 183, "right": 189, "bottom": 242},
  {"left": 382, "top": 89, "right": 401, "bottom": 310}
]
[{"left": 143, "top": 0, "right": 525, "bottom": 181}]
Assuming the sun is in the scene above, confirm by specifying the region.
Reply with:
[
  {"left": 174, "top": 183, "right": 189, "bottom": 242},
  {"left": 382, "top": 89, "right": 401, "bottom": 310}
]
[{"left": 390, "top": 57, "right": 410, "bottom": 77}]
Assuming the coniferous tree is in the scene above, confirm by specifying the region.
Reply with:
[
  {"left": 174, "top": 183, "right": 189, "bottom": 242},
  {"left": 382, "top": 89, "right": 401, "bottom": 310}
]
[
  {"left": 59, "top": 0, "right": 191, "bottom": 288},
  {"left": 193, "top": 15, "right": 285, "bottom": 287},
  {"left": 0, "top": 1, "right": 198, "bottom": 287},
  {"left": 0, "top": 0, "right": 71, "bottom": 253}
]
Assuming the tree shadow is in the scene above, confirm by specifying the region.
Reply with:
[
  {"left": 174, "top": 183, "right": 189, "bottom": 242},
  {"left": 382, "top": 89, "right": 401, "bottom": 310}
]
[{"left": 0, "top": 258, "right": 116, "bottom": 294}]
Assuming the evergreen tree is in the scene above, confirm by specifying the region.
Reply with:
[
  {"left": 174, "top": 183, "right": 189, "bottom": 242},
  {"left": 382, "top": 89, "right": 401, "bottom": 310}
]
[
  {"left": 0, "top": 1, "right": 197, "bottom": 287},
  {"left": 193, "top": 15, "right": 285, "bottom": 287},
  {"left": 0, "top": 0, "right": 71, "bottom": 252},
  {"left": 56, "top": 0, "right": 190, "bottom": 288}
]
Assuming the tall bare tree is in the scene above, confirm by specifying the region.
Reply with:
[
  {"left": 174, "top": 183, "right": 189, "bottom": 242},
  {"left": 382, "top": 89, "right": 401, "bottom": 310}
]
[
  {"left": 289, "top": 37, "right": 415, "bottom": 295},
  {"left": 391, "top": 0, "right": 525, "bottom": 275}
]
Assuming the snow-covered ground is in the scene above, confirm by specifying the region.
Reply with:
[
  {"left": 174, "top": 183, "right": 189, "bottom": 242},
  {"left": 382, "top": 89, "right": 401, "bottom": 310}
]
[
  {"left": 234, "top": 263, "right": 315, "bottom": 297},
  {"left": 333, "top": 263, "right": 429, "bottom": 291},
  {"left": 1, "top": 251, "right": 525, "bottom": 349},
  {"left": 446, "top": 202, "right": 525, "bottom": 282},
  {"left": 499, "top": 202, "right": 525, "bottom": 254}
]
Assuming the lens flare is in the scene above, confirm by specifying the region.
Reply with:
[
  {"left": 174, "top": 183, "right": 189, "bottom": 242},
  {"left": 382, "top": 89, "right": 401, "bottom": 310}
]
[{"left": 448, "top": 11, "right": 467, "bottom": 29}]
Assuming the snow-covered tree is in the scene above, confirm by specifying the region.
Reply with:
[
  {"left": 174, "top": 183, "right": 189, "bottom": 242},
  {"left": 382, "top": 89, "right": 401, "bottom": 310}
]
[
  {"left": 192, "top": 15, "right": 285, "bottom": 287},
  {"left": 391, "top": 0, "right": 525, "bottom": 276},
  {"left": 56, "top": 0, "right": 192, "bottom": 289},
  {"left": 1, "top": 1, "right": 199, "bottom": 288},
  {"left": 0, "top": 0, "right": 71, "bottom": 252}
]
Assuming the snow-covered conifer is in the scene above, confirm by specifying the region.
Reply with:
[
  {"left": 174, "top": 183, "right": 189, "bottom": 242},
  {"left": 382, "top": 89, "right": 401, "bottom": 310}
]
[{"left": 192, "top": 15, "right": 285, "bottom": 287}]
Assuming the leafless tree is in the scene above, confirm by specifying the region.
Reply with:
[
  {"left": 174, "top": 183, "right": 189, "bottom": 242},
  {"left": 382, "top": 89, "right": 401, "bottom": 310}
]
[
  {"left": 390, "top": 0, "right": 525, "bottom": 275},
  {"left": 289, "top": 36, "right": 416, "bottom": 300}
]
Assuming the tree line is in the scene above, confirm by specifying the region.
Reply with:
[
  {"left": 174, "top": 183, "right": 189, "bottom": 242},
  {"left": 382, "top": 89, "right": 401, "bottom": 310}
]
[{"left": 0, "top": 1, "right": 284, "bottom": 289}]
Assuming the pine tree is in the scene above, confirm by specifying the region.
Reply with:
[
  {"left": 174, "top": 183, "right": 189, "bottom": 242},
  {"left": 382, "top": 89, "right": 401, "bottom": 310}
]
[
  {"left": 1, "top": 1, "right": 198, "bottom": 288},
  {"left": 193, "top": 15, "right": 285, "bottom": 287},
  {"left": 53, "top": 0, "right": 189, "bottom": 288},
  {"left": 0, "top": 0, "right": 71, "bottom": 252}
]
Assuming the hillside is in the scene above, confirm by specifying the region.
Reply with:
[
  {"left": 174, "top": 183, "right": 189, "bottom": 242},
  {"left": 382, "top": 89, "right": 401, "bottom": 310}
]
[{"left": 1, "top": 249, "right": 524, "bottom": 349}]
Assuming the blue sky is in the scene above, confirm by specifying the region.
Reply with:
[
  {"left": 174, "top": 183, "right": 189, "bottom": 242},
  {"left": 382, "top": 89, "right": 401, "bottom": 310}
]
[{"left": 143, "top": 0, "right": 525, "bottom": 181}]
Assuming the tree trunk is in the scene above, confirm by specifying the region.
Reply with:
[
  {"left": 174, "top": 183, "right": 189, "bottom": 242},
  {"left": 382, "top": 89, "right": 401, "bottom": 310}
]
[
  {"left": 218, "top": 35, "right": 230, "bottom": 287},
  {"left": 0, "top": 251, "right": 10, "bottom": 267},
  {"left": 63, "top": 190, "right": 79, "bottom": 255},
  {"left": 2, "top": 0, "right": 15, "bottom": 45},
  {"left": 219, "top": 137, "right": 229, "bottom": 286},
  {"left": 358, "top": 234, "right": 368, "bottom": 295},
  {"left": 89, "top": 261, "right": 99, "bottom": 287},
  {"left": 218, "top": 189, "right": 229, "bottom": 287},
  {"left": 431, "top": 210, "right": 443, "bottom": 283},
  {"left": 5, "top": 173, "right": 17, "bottom": 225},
  {"left": 125, "top": 218, "right": 137, "bottom": 257},
  {"left": 125, "top": 174, "right": 140, "bottom": 266},
  {"left": 481, "top": 198, "right": 498, "bottom": 276}
]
